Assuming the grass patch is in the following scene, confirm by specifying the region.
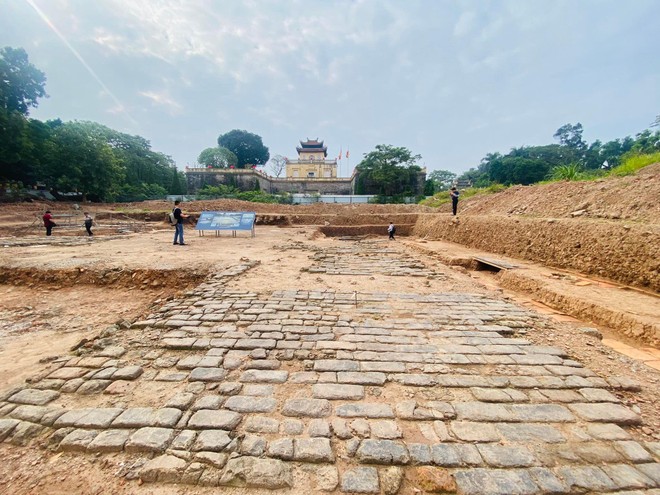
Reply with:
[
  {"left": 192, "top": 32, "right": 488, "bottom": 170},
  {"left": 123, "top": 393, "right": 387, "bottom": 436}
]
[
  {"left": 420, "top": 183, "right": 507, "bottom": 207},
  {"left": 609, "top": 152, "right": 660, "bottom": 176}
]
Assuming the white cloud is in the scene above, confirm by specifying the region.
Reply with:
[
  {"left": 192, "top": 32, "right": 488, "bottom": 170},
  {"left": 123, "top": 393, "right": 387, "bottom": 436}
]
[{"left": 139, "top": 89, "right": 183, "bottom": 114}]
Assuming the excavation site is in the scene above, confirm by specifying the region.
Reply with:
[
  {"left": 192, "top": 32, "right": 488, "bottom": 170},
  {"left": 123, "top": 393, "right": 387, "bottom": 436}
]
[{"left": 0, "top": 167, "right": 659, "bottom": 495}]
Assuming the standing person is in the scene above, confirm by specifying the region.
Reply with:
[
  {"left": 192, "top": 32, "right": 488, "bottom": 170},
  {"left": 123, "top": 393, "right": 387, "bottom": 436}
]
[
  {"left": 83, "top": 212, "right": 94, "bottom": 236},
  {"left": 450, "top": 187, "right": 460, "bottom": 216},
  {"left": 172, "top": 200, "right": 188, "bottom": 245},
  {"left": 43, "top": 210, "right": 56, "bottom": 236},
  {"left": 388, "top": 222, "right": 396, "bottom": 240}
]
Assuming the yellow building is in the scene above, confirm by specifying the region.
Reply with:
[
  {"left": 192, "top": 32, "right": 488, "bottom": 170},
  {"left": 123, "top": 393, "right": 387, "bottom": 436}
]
[{"left": 285, "top": 139, "right": 338, "bottom": 178}]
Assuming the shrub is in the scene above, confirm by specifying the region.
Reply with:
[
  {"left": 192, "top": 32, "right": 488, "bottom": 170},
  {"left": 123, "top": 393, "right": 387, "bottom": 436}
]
[
  {"left": 609, "top": 151, "right": 660, "bottom": 176},
  {"left": 549, "top": 163, "right": 583, "bottom": 181}
]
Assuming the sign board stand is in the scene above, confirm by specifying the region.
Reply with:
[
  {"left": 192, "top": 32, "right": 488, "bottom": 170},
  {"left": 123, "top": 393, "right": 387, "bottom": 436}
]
[{"left": 195, "top": 212, "right": 256, "bottom": 238}]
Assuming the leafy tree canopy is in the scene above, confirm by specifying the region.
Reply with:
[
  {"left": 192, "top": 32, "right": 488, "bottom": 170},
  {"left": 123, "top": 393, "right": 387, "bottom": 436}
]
[
  {"left": 217, "top": 129, "right": 270, "bottom": 168},
  {"left": 554, "top": 122, "right": 586, "bottom": 150},
  {"left": 0, "top": 46, "right": 47, "bottom": 115},
  {"left": 198, "top": 146, "right": 238, "bottom": 168},
  {"left": 355, "top": 144, "right": 422, "bottom": 196},
  {"left": 427, "top": 169, "right": 457, "bottom": 192}
]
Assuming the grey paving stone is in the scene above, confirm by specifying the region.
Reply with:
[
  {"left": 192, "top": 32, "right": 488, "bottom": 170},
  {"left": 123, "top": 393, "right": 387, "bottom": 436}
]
[
  {"left": 314, "top": 359, "right": 359, "bottom": 372},
  {"left": 189, "top": 367, "right": 227, "bottom": 382},
  {"left": 336, "top": 371, "right": 386, "bottom": 385},
  {"left": 191, "top": 396, "right": 224, "bottom": 411},
  {"left": 496, "top": 423, "right": 565, "bottom": 443},
  {"left": 527, "top": 467, "right": 569, "bottom": 494},
  {"left": 282, "top": 398, "right": 332, "bottom": 417},
  {"left": 112, "top": 366, "right": 143, "bottom": 380},
  {"left": 188, "top": 409, "right": 242, "bottom": 430},
  {"left": 341, "top": 466, "right": 379, "bottom": 493},
  {"left": 224, "top": 396, "right": 276, "bottom": 413},
  {"left": 510, "top": 404, "right": 575, "bottom": 422},
  {"left": 636, "top": 463, "right": 660, "bottom": 485},
  {"left": 290, "top": 372, "right": 319, "bottom": 383},
  {"left": 87, "top": 429, "right": 130, "bottom": 452},
  {"left": 242, "top": 384, "right": 274, "bottom": 396},
  {"left": 244, "top": 416, "right": 280, "bottom": 434},
  {"left": 360, "top": 362, "right": 405, "bottom": 373},
  {"left": 569, "top": 403, "right": 641, "bottom": 425},
  {"left": 431, "top": 444, "right": 461, "bottom": 467},
  {"left": 8, "top": 389, "right": 59, "bottom": 406},
  {"left": 112, "top": 407, "right": 182, "bottom": 428},
  {"left": 558, "top": 466, "right": 616, "bottom": 492},
  {"left": 77, "top": 379, "right": 112, "bottom": 395},
  {"left": 471, "top": 388, "right": 527, "bottom": 403},
  {"left": 408, "top": 443, "right": 432, "bottom": 465},
  {"left": 59, "top": 428, "right": 99, "bottom": 451},
  {"left": 219, "top": 456, "right": 293, "bottom": 489},
  {"left": 139, "top": 454, "right": 187, "bottom": 483},
  {"left": 239, "top": 369, "right": 288, "bottom": 383},
  {"left": 0, "top": 418, "right": 20, "bottom": 441},
  {"left": 356, "top": 439, "right": 410, "bottom": 465},
  {"left": 477, "top": 444, "right": 537, "bottom": 467},
  {"left": 171, "top": 430, "right": 196, "bottom": 450},
  {"left": 454, "top": 468, "right": 539, "bottom": 495},
  {"left": 125, "top": 427, "right": 174, "bottom": 453},
  {"left": 454, "top": 402, "right": 511, "bottom": 422},
  {"left": 370, "top": 420, "right": 402, "bottom": 439},
  {"left": 239, "top": 434, "right": 266, "bottom": 456},
  {"left": 193, "top": 430, "right": 232, "bottom": 452},
  {"left": 309, "top": 419, "right": 332, "bottom": 437},
  {"left": 267, "top": 438, "right": 294, "bottom": 460},
  {"left": 603, "top": 464, "right": 656, "bottom": 490},
  {"left": 335, "top": 403, "right": 395, "bottom": 418},
  {"left": 450, "top": 421, "right": 500, "bottom": 442},
  {"left": 614, "top": 441, "right": 655, "bottom": 462},
  {"left": 63, "top": 408, "right": 123, "bottom": 428},
  {"left": 586, "top": 423, "right": 631, "bottom": 440},
  {"left": 312, "top": 383, "right": 365, "bottom": 400},
  {"left": 294, "top": 438, "right": 335, "bottom": 462},
  {"left": 217, "top": 382, "right": 243, "bottom": 395},
  {"left": 350, "top": 419, "right": 371, "bottom": 437}
]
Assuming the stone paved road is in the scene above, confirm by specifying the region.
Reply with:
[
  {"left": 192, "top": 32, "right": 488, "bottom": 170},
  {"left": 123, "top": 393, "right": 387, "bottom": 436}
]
[{"left": 0, "top": 241, "right": 659, "bottom": 494}]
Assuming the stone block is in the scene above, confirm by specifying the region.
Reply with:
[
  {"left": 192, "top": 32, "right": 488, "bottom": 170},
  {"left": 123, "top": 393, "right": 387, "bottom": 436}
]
[
  {"left": 282, "top": 398, "right": 332, "bottom": 417},
  {"left": 87, "top": 429, "right": 130, "bottom": 452},
  {"left": 125, "top": 427, "right": 174, "bottom": 453},
  {"left": 223, "top": 396, "right": 277, "bottom": 413},
  {"left": 356, "top": 439, "right": 410, "bottom": 465},
  {"left": 8, "top": 389, "right": 59, "bottom": 406},
  {"left": 312, "top": 383, "right": 364, "bottom": 400},
  {"left": 193, "top": 430, "right": 231, "bottom": 452},
  {"left": 139, "top": 454, "right": 187, "bottom": 483},
  {"left": 341, "top": 467, "right": 379, "bottom": 493},
  {"left": 188, "top": 409, "right": 242, "bottom": 430},
  {"left": 219, "top": 456, "right": 293, "bottom": 489},
  {"left": 294, "top": 438, "right": 335, "bottom": 462}
]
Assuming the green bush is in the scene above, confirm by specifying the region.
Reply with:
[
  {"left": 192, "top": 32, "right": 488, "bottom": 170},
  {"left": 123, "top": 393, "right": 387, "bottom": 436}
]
[
  {"left": 609, "top": 151, "right": 660, "bottom": 176},
  {"left": 419, "top": 183, "right": 507, "bottom": 207},
  {"left": 549, "top": 163, "right": 583, "bottom": 181}
]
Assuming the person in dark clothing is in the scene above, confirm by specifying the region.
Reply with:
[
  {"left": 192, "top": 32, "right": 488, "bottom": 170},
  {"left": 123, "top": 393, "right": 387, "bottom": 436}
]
[
  {"left": 43, "top": 210, "right": 56, "bottom": 236},
  {"left": 173, "top": 200, "right": 188, "bottom": 245},
  {"left": 450, "top": 187, "right": 460, "bottom": 215},
  {"left": 84, "top": 212, "right": 94, "bottom": 236}
]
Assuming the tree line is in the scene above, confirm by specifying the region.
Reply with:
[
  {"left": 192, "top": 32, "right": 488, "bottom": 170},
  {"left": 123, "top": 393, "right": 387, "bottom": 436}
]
[{"left": 0, "top": 47, "right": 186, "bottom": 201}]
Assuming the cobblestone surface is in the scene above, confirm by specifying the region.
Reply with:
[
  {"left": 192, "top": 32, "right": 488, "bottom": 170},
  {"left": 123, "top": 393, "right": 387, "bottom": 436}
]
[{"left": 0, "top": 245, "right": 658, "bottom": 493}]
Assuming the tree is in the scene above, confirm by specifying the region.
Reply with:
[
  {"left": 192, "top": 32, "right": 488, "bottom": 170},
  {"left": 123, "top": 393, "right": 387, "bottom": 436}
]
[
  {"left": 427, "top": 169, "right": 457, "bottom": 192},
  {"left": 268, "top": 154, "right": 287, "bottom": 177},
  {"left": 355, "top": 145, "right": 422, "bottom": 197},
  {"left": 217, "top": 129, "right": 269, "bottom": 168},
  {"left": 0, "top": 47, "right": 48, "bottom": 115},
  {"left": 198, "top": 147, "right": 238, "bottom": 168},
  {"left": 44, "top": 122, "right": 124, "bottom": 201},
  {"left": 554, "top": 123, "right": 587, "bottom": 151}
]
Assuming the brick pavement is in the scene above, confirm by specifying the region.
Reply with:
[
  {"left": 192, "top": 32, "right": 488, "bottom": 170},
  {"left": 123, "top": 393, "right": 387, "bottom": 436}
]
[{"left": 0, "top": 243, "right": 659, "bottom": 494}]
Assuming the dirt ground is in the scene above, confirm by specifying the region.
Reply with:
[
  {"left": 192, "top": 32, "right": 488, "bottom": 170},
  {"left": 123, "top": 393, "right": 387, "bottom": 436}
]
[{"left": 0, "top": 168, "right": 658, "bottom": 494}]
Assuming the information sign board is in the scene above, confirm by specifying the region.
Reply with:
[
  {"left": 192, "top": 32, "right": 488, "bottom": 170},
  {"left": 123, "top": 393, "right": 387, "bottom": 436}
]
[{"left": 194, "top": 211, "right": 255, "bottom": 233}]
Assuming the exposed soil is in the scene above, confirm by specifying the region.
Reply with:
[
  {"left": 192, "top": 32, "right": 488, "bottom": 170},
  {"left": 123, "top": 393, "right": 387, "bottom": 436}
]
[{"left": 0, "top": 165, "right": 658, "bottom": 494}]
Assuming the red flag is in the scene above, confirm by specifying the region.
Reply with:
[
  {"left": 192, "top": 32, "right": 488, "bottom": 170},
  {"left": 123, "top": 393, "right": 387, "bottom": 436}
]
[{"left": 338, "top": 147, "right": 342, "bottom": 160}]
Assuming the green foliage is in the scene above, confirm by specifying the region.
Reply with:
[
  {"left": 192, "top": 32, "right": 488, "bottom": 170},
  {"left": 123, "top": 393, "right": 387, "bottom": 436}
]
[
  {"left": 427, "top": 169, "right": 456, "bottom": 193},
  {"left": 197, "top": 184, "right": 285, "bottom": 203},
  {"left": 217, "top": 129, "right": 270, "bottom": 168},
  {"left": 115, "top": 183, "right": 168, "bottom": 202},
  {"left": 549, "top": 163, "right": 583, "bottom": 181},
  {"left": 609, "top": 151, "right": 660, "bottom": 176},
  {"left": 420, "top": 183, "right": 507, "bottom": 208},
  {"left": 355, "top": 144, "right": 423, "bottom": 197},
  {"left": 554, "top": 122, "right": 586, "bottom": 151},
  {"left": 0, "top": 47, "right": 47, "bottom": 115},
  {"left": 197, "top": 146, "right": 237, "bottom": 168}
]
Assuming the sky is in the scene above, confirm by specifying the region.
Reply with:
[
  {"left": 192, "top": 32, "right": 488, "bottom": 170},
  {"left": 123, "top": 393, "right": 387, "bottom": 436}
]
[{"left": 2, "top": 0, "right": 659, "bottom": 176}]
